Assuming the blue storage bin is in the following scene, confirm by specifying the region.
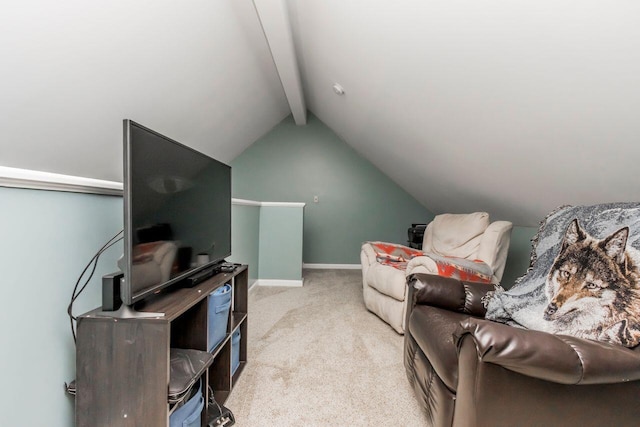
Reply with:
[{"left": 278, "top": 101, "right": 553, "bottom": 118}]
[
  {"left": 170, "top": 379, "right": 204, "bottom": 427},
  {"left": 232, "top": 329, "right": 241, "bottom": 375},
  {"left": 208, "top": 284, "right": 232, "bottom": 351}
]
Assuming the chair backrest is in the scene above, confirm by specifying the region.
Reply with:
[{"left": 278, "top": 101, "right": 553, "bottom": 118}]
[
  {"left": 422, "top": 212, "right": 513, "bottom": 282},
  {"left": 422, "top": 212, "right": 490, "bottom": 259}
]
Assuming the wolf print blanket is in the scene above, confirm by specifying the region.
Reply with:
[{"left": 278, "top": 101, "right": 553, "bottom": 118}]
[{"left": 485, "top": 202, "right": 640, "bottom": 348}]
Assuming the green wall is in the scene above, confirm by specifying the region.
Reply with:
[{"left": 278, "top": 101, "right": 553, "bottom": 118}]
[
  {"left": 231, "top": 114, "right": 434, "bottom": 265},
  {"left": 230, "top": 201, "right": 305, "bottom": 283},
  {"left": 258, "top": 205, "right": 304, "bottom": 280},
  {"left": 229, "top": 202, "right": 260, "bottom": 286},
  {"left": 0, "top": 187, "right": 122, "bottom": 427},
  {"left": 0, "top": 162, "right": 538, "bottom": 427},
  {"left": 501, "top": 226, "right": 538, "bottom": 289}
]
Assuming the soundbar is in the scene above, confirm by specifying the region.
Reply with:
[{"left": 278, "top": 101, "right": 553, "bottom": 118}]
[
  {"left": 183, "top": 262, "right": 239, "bottom": 287},
  {"left": 183, "top": 266, "right": 218, "bottom": 287}
]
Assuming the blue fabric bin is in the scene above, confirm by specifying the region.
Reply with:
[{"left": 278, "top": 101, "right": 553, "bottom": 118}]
[
  {"left": 170, "top": 379, "right": 204, "bottom": 427},
  {"left": 232, "top": 329, "right": 241, "bottom": 375},
  {"left": 208, "top": 284, "right": 232, "bottom": 351}
]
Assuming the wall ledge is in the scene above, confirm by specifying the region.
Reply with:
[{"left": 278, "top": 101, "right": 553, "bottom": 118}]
[
  {"left": 0, "top": 168, "right": 306, "bottom": 207},
  {"left": 232, "top": 198, "right": 262, "bottom": 206},
  {"left": 261, "top": 201, "right": 306, "bottom": 207},
  {"left": 232, "top": 198, "right": 305, "bottom": 208},
  {"left": 0, "top": 166, "right": 123, "bottom": 196}
]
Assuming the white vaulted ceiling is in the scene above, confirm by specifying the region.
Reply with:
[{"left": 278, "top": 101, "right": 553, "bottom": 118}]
[
  {"left": 282, "top": 0, "right": 640, "bottom": 225},
  {"left": 2, "top": 1, "right": 640, "bottom": 226},
  {"left": 0, "top": 1, "right": 290, "bottom": 181}
]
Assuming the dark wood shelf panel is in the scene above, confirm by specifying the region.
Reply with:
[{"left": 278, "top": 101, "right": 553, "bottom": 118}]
[
  {"left": 232, "top": 361, "right": 246, "bottom": 385},
  {"left": 75, "top": 265, "right": 249, "bottom": 427},
  {"left": 213, "top": 390, "right": 231, "bottom": 406},
  {"left": 231, "top": 312, "right": 247, "bottom": 332},
  {"left": 139, "top": 267, "right": 247, "bottom": 321}
]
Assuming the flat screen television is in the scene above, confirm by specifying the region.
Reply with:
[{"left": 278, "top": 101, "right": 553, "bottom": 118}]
[{"left": 121, "top": 120, "right": 231, "bottom": 305}]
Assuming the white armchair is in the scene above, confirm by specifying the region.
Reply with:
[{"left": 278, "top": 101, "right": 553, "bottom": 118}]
[{"left": 361, "top": 212, "right": 512, "bottom": 333}]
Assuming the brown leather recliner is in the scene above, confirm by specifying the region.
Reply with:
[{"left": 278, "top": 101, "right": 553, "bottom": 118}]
[{"left": 404, "top": 273, "right": 640, "bottom": 427}]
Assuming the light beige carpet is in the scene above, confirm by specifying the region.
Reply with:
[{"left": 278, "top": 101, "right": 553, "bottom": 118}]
[{"left": 225, "top": 269, "right": 427, "bottom": 426}]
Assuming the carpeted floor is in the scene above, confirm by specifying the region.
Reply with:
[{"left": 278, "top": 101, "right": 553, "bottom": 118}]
[{"left": 225, "top": 269, "right": 427, "bottom": 426}]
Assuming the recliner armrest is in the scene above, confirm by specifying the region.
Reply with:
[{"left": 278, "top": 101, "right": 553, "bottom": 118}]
[
  {"left": 455, "top": 317, "right": 640, "bottom": 385},
  {"left": 408, "top": 273, "right": 493, "bottom": 317},
  {"left": 360, "top": 242, "right": 378, "bottom": 268}
]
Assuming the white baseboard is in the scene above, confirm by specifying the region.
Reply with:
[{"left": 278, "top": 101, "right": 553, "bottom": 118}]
[
  {"left": 303, "top": 263, "right": 361, "bottom": 270},
  {"left": 256, "top": 279, "right": 304, "bottom": 287}
]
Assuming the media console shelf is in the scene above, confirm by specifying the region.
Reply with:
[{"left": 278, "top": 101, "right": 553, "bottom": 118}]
[{"left": 75, "top": 265, "right": 249, "bottom": 427}]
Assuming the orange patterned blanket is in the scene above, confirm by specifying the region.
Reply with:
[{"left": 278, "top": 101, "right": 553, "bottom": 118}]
[{"left": 369, "top": 242, "right": 492, "bottom": 283}]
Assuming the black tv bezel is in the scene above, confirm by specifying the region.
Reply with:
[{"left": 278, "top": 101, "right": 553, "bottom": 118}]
[{"left": 122, "top": 119, "right": 231, "bottom": 305}]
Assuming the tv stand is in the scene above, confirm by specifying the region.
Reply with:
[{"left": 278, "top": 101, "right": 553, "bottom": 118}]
[{"left": 75, "top": 265, "right": 249, "bottom": 426}]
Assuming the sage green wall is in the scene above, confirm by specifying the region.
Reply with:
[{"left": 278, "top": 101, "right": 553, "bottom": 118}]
[
  {"left": 258, "top": 206, "right": 304, "bottom": 280},
  {"left": 501, "top": 226, "right": 538, "bottom": 289},
  {"left": 0, "top": 187, "right": 122, "bottom": 427},
  {"left": 0, "top": 158, "right": 539, "bottom": 427},
  {"left": 231, "top": 114, "right": 434, "bottom": 265},
  {"left": 229, "top": 203, "right": 260, "bottom": 286}
]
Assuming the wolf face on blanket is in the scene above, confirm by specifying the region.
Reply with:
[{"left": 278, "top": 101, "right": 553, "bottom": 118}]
[
  {"left": 543, "top": 219, "right": 640, "bottom": 345},
  {"left": 484, "top": 202, "right": 640, "bottom": 348}
]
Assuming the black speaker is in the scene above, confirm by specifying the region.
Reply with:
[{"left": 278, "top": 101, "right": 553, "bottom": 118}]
[
  {"left": 177, "top": 246, "right": 193, "bottom": 272},
  {"left": 102, "top": 272, "right": 124, "bottom": 311}
]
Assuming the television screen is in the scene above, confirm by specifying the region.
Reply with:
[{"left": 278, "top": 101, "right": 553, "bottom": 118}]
[{"left": 122, "top": 120, "right": 231, "bottom": 305}]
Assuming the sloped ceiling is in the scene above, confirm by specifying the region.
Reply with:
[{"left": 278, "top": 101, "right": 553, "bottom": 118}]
[
  {"left": 0, "top": 1, "right": 290, "bottom": 182},
  {"left": 3, "top": 2, "right": 640, "bottom": 227},
  {"left": 284, "top": 1, "right": 640, "bottom": 226}
]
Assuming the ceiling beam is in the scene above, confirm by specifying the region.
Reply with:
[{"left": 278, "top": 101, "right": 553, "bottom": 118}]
[{"left": 253, "top": 0, "right": 307, "bottom": 125}]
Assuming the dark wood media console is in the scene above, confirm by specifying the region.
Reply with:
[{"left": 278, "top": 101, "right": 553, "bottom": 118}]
[{"left": 75, "top": 265, "right": 249, "bottom": 427}]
